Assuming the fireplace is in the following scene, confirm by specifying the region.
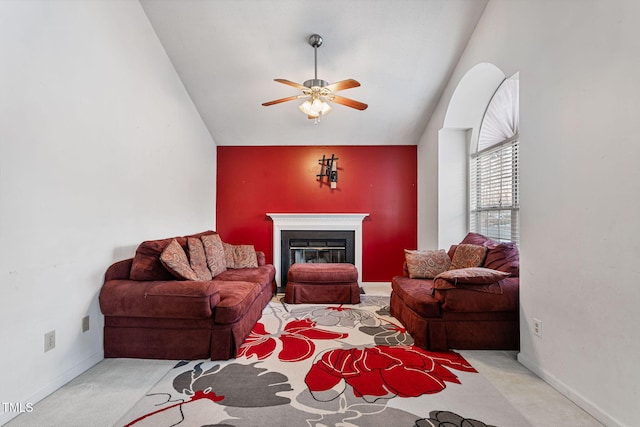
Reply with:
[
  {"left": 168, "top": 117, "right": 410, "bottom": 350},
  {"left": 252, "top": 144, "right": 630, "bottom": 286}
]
[
  {"left": 266, "top": 213, "right": 369, "bottom": 290},
  {"left": 280, "top": 230, "right": 355, "bottom": 288}
]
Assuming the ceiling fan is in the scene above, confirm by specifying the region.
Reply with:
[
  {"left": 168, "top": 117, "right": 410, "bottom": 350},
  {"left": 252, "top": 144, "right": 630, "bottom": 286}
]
[{"left": 262, "top": 34, "right": 368, "bottom": 123}]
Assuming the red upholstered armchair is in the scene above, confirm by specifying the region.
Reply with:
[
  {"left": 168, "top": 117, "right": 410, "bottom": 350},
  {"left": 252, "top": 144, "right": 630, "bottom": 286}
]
[{"left": 390, "top": 233, "right": 520, "bottom": 351}]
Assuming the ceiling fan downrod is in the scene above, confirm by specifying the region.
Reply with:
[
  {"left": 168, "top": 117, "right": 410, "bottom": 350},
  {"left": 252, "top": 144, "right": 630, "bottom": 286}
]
[{"left": 305, "top": 34, "right": 327, "bottom": 89}]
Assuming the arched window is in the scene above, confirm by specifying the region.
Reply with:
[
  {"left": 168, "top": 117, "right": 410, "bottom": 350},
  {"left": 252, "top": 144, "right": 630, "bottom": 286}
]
[{"left": 470, "top": 73, "right": 519, "bottom": 244}]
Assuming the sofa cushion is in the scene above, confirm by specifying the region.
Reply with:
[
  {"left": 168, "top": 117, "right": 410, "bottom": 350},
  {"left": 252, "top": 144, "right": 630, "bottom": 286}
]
[
  {"left": 484, "top": 242, "right": 520, "bottom": 277},
  {"left": 435, "top": 277, "right": 519, "bottom": 312},
  {"left": 404, "top": 249, "right": 451, "bottom": 279},
  {"left": 459, "top": 232, "right": 492, "bottom": 246},
  {"left": 160, "top": 239, "right": 200, "bottom": 281},
  {"left": 99, "top": 279, "right": 221, "bottom": 319},
  {"left": 213, "top": 264, "right": 276, "bottom": 289},
  {"left": 214, "top": 281, "right": 262, "bottom": 324},
  {"left": 433, "top": 268, "right": 509, "bottom": 294},
  {"left": 460, "top": 232, "right": 519, "bottom": 277},
  {"left": 201, "top": 234, "right": 227, "bottom": 276},
  {"left": 391, "top": 276, "right": 440, "bottom": 318},
  {"left": 449, "top": 244, "right": 487, "bottom": 270},
  {"left": 188, "top": 237, "right": 212, "bottom": 281},
  {"left": 435, "top": 267, "right": 510, "bottom": 286},
  {"left": 130, "top": 231, "right": 217, "bottom": 281}
]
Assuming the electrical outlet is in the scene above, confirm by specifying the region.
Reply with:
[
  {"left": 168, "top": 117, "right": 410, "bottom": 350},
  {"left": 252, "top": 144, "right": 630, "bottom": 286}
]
[
  {"left": 533, "top": 318, "right": 542, "bottom": 338},
  {"left": 44, "top": 330, "right": 56, "bottom": 352},
  {"left": 82, "top": 316, "right": 90, "bottom": 333}
]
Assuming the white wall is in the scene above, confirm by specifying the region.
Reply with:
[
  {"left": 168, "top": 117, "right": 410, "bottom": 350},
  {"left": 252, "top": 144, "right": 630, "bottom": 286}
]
[
  {"left": 437, "top": 128, "right": 469, "bottom": 248},
  {"left": 418, "top": 0, "right": 640, "bottom": 425},
  {"left": 0, "top": 1, "right": 216, "bottom": 424}
]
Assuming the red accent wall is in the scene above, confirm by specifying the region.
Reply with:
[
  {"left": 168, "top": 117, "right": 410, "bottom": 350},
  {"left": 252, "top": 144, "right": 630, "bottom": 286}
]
[{"left": 216, "top": 145, "right": 417, "bottom": 282}]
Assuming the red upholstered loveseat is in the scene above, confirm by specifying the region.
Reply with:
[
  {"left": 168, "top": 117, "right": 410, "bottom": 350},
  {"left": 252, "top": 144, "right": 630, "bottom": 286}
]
[
  {"left": 390, "top": 233, "right": 520, "bottom": 351},
  {"left": 99, "top": 231, "right": 276, "bottom": 360}
]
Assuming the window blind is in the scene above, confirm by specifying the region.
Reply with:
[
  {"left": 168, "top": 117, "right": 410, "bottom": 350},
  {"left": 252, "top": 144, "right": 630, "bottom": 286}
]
[
  {"left": 470, "top": 137, "right": 519, "bottom": 244},
  {"left": 477, "top": 77, "right": 519, "bottom": 153}
]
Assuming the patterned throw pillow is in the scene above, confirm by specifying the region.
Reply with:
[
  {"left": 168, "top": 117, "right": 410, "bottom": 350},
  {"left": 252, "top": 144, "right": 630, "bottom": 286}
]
[
  {"left": 222, "top": 242, "right": 258, "bottom": 269},
  {"left": 201, "top": 234, "right": 227, "bottom": 277},
  {"left": 129, "top": 231, "right": 217, "bottom": 281},
  {"left": 404, "top": 249, "right": 451, "bottom": 279},
  {"left": 435, "top": 267, "right": 510, "bottom": 285},
  {"left": 222, "top": 242, "right": 236, "bottom": 268},
  {"left": 233, "top": 244, "right": 259, "bottom": 268},
  {"left": 433, "top": 267, "right": 508, "bottom": 294},
  {"left": 449, "top": 244, "right": 488, "bottom": 270},
  {"left": 159, "top": 239, "right": 199, "bottom": 281},
  {"left": 187, "top": 237, "right": 212, "bottom": 281}
]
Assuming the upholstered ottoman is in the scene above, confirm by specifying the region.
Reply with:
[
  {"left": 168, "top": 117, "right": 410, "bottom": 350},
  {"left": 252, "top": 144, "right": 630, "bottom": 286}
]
[{"left": 284, "top": 263, "right": 360, "bottom": 304}]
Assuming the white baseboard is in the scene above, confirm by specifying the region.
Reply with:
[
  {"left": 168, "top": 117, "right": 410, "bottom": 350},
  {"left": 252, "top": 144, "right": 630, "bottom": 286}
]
[
  {"left": 517, "top": 352, "right": 623, "bottom": 427},
  {"left": 0, "top": 351, "right": 103, "bottom": 426},
  {"left": 361, "top": 281, "right": 391, "bottom": 295}
]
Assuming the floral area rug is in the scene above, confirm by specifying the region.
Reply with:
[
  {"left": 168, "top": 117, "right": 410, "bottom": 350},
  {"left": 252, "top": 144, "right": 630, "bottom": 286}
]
[{"left": 118, "top": 296, "right": 532, "bottom": 427}]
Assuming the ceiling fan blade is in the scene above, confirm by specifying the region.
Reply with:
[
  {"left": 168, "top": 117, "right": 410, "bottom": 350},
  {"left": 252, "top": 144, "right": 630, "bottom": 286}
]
[
  {"left": 262, "top": 95, "right": 304, "bottom": 106},
  {"left": 274, "top": 78, "right": 307, "bottom": 90},
  {"left": 325, "top": 79, "right": 361, "bottom": 92},
  {"left": 330, "top": 95, "right": 368, "bottom": 111}
]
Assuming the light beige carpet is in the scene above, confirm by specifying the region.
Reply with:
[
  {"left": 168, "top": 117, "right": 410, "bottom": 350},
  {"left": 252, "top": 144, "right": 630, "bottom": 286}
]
[{"left": 4, "top": 358, "right": 176, "bottom": 427}]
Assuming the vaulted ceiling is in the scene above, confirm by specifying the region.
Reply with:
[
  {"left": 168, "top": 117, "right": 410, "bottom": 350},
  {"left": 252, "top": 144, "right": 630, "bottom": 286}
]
[{"left": 140, "top": 0, "right": 487, "bottom": 146}]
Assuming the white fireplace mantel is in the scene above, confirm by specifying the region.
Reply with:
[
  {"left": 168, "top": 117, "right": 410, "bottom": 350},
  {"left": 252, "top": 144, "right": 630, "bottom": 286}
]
[{"left": 266, "top": 213, "right": 369, "bottom": 287}]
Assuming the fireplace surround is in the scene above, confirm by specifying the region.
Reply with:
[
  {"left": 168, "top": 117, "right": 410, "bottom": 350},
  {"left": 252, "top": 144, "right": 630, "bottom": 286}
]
[{"left": 266, "top": 213, "right": 369, "bottom": 289}]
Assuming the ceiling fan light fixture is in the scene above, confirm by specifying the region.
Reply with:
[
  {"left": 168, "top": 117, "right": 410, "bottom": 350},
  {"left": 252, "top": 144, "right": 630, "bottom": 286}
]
[{"left": 299, "top": 98, "right": 332, "bottom": 118}]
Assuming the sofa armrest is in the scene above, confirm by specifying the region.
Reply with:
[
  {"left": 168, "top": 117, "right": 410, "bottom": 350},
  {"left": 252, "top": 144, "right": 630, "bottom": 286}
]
[
  {"left": 105, "top": 259, "right": 134, "bottom": 281},
  {"left": 99, "top": 279, "right": 221, "bottom": 319}
]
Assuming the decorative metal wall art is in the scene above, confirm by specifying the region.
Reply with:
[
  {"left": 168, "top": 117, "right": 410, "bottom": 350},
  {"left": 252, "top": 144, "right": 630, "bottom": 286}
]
[{"left": 317, "top": 154, "right": 338, "bottom": 189}]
